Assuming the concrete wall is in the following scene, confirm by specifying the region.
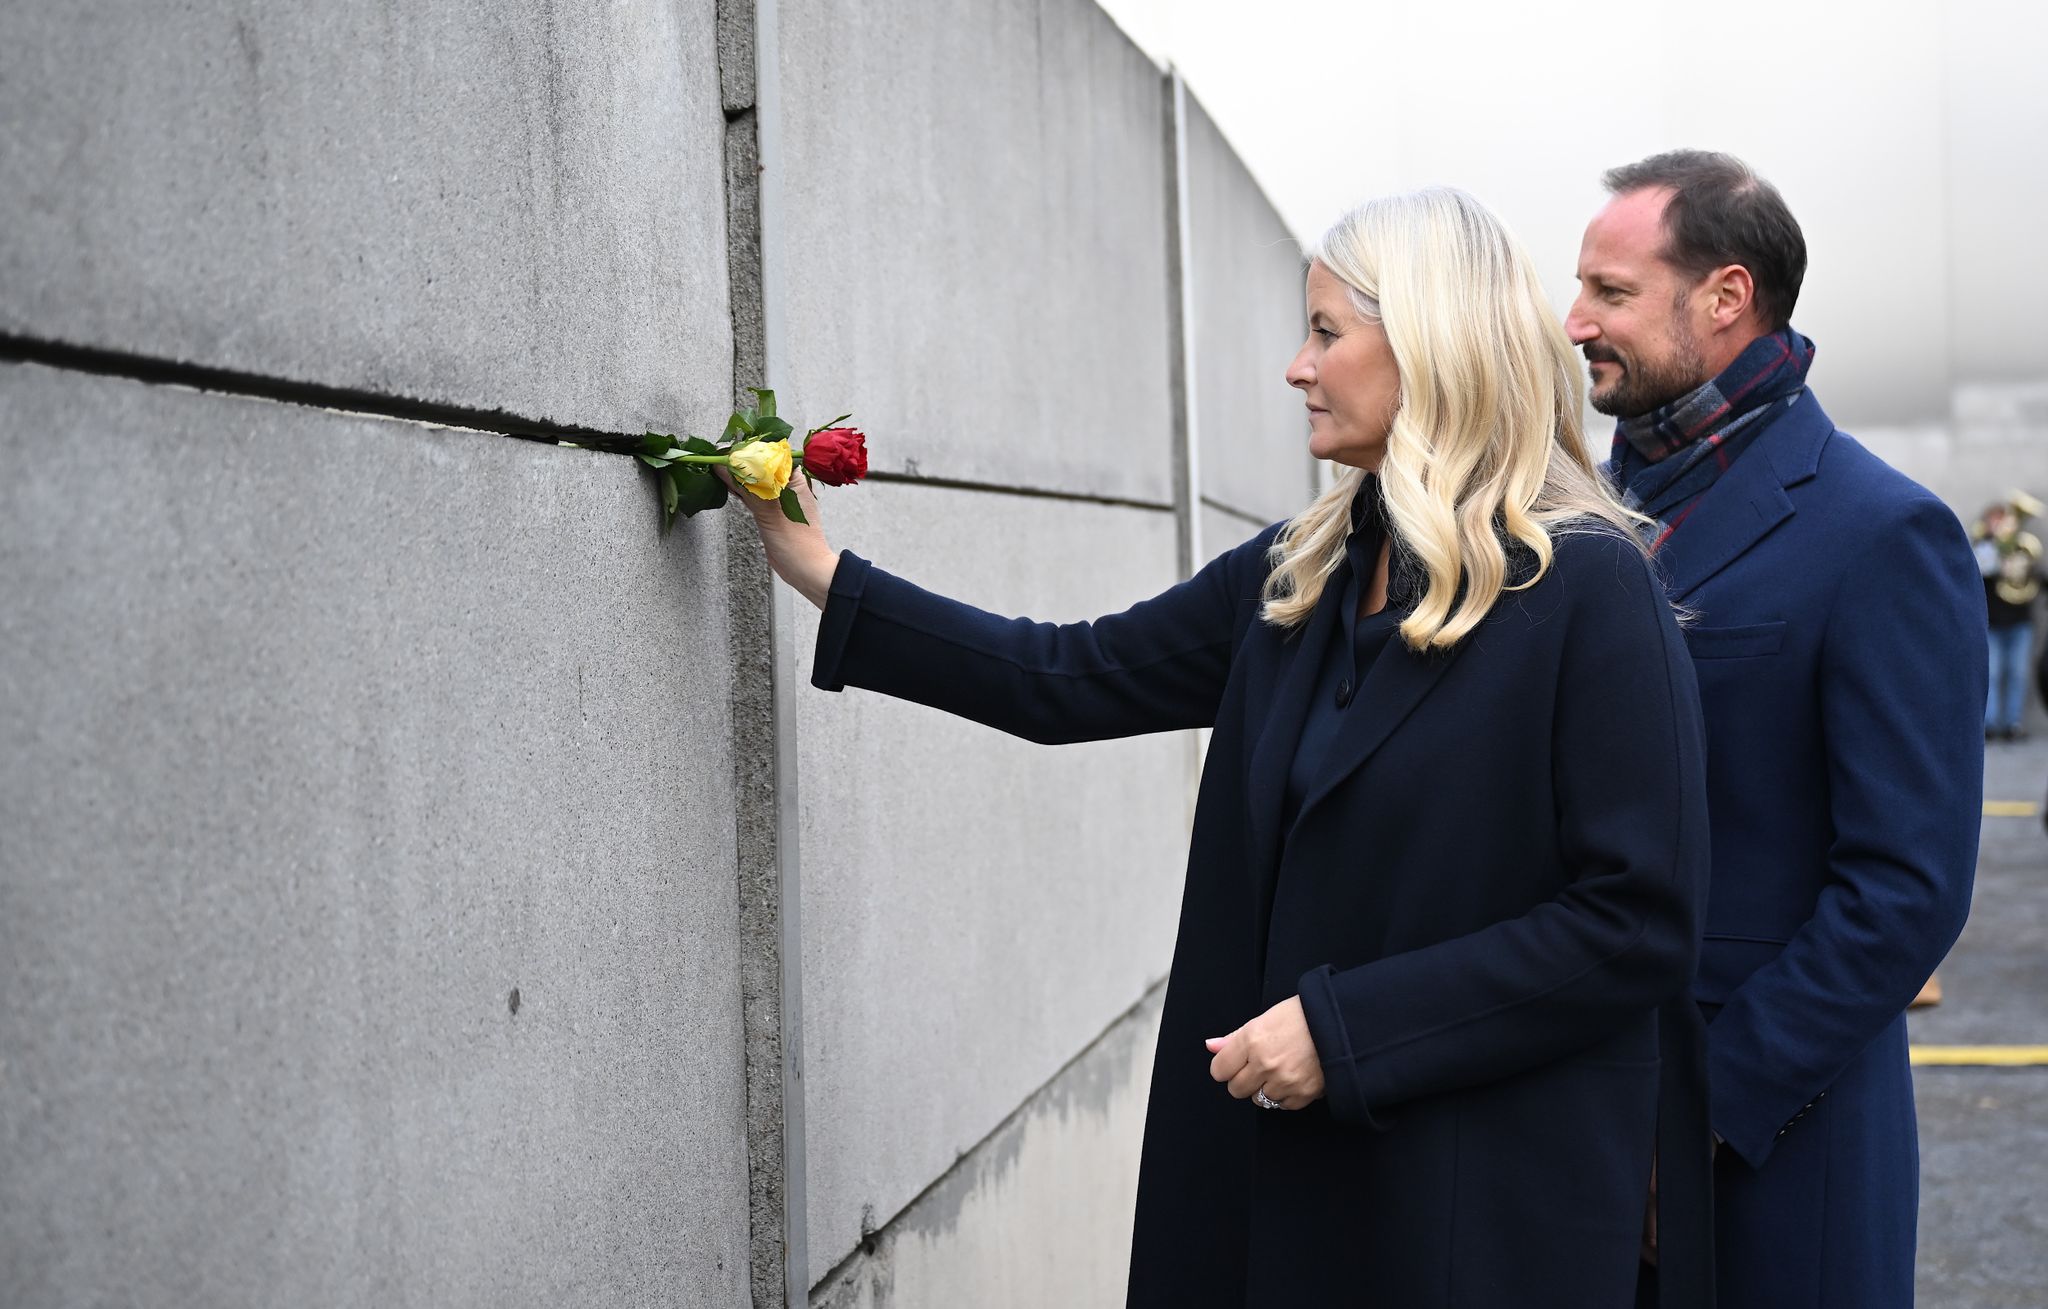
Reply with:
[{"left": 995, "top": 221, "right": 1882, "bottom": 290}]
[
  {"left": 1181, "top": 92, "right": 1315, "bottom": 546},
  {"left": 0, "top": 0, "right": 735, "bottom": 435},
  {"left": 771, "top": 1, "right": 1187, "bottom": 1290},
  {"left": 1, "top": 3, "right": 1312, "bottom": 1306},
  {"left": 0, "top": 2, "right": 757, "bottom": 1305},
  {"left": 778, "top": 25, "right": 1311, "bottom": 1300},
  {"left": 809, "top": 989, "right": 1164, "bottom": 1309},
  {"left": 0, "top": 368, "right": 750, "bottom": 1307},
  {"left": 771, "top": 0, "right": 1176, "bottom": 503}
]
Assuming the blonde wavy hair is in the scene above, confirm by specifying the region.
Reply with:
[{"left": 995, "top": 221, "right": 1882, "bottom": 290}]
[{"left": 1262, "top": 187, "right": 1649, "bottom": 650}]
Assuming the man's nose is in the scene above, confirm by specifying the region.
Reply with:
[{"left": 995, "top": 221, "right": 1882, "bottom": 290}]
[{"left": 1563, "top": 303, "right": 1598, "bottom": 346}]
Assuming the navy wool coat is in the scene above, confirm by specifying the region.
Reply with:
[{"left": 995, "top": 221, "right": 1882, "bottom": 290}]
[
  {"left": 1639, "top": 391, "right": 1984, "bottom": 1309},
  {"left": 812, "top": 522, "right": 1713, "bottom": 1308}
]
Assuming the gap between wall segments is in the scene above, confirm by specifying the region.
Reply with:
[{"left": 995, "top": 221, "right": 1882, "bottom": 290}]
[{"left": 0, "top": 332, "right": 1180, "bottom": 516}]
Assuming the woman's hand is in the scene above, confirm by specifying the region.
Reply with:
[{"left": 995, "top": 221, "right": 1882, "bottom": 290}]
[
  {"left": 721, "top": 467, "right": 840, "bottom": 609},
  {"left": 1205, "top": 996, "right": 1326, "bottom": 1110}
]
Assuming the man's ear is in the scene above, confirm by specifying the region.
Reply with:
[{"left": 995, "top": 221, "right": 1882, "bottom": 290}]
[{"left": 1702, "top": 264, "right": 1756, "bottom": 330}]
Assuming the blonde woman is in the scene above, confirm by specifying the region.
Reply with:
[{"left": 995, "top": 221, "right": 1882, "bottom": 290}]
[{"left": 733, "top": 189, "right": 1712, "bottom": 1309}]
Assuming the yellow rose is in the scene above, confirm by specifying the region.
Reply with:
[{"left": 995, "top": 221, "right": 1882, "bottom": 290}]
[{"left": 728, "top": 440, "right": 793, "bottom": 500}]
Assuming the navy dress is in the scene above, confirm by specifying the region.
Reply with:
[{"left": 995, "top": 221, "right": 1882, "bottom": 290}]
[{"left": 811, "top": 481, "right": 1713, "bottom": 1307}]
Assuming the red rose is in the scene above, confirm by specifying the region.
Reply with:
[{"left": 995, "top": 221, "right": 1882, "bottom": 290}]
[{"left": 800, "top": 427, "right": 868, "bottom": 486}]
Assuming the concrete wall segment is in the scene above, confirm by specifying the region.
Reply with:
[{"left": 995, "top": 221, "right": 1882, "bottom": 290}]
[
  {"left": 0, "top": 365, "right": 750, "bottom": 1307},
  {"left": 1182, "top": 93, "right": 1315, "bottom": 527},
  {"left": 0, "top": 1, "right": 733, "bottom": 437},
  {"left": 810, "top": 987, "right": 1162, "bottom": 1309},
  {"left": 788, "top": 480, "right": 1188, "bottom": 1284},
  {"left": 771, "top": 0, "right": 1177, "bottom": 503}
]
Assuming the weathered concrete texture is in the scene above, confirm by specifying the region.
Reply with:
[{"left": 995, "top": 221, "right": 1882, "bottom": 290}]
[
  {"left": 810, "top": 987, "right": 1163, "bottom": 1309},
  {"left": 1202, "top": 502, "right": 1277, "bottom": 573},
  {"left": 1183, "top": 94, "right": 1314, "bottom": 525},
  {"left": 0, "top": 365, "right": 749, "bottom": 1307},
  {"left": 790, "top": 481, "right": 1189, "bottom": 1286},
  {"left": 0, "top": 2, "right": 732, "bottom": 436},
  {"left": 772, "top": 0, "right": 1176, "bottom": 504}
]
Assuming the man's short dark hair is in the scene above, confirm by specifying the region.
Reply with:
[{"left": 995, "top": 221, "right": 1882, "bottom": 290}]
[{"left": 1602, "top": 150, "right": 1807, "bottom": 331}]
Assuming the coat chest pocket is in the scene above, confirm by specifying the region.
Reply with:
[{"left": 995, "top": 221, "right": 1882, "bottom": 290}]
[{"left": 1684, "top": 620, "right": 1786, "bottom": 660}]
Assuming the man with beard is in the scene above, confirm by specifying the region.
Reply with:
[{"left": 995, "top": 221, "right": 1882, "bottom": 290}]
[{"left": 1566, "top": 151, "right": 1984, "bottom": 1309}]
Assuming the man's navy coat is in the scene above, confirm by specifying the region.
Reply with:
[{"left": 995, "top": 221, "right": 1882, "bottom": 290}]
[
  {"left": 1635, "top": 391, "right": 1984, "bottom": 1309},
  {"left": 813, "top": 522, "right": 1714, "bottom": 1307}
]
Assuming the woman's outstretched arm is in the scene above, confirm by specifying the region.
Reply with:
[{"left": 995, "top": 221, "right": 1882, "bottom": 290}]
[{"left": 728, "top": 473, "right": 1274, "bottom": 743}]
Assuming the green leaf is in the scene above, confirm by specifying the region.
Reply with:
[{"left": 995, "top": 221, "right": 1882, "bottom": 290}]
[
  {"left": 753, "top": 415, "right": 793, "bottom": 443},
  {"left": 638, "top": 455, "right": 673, "bottom": 469},
  {"left": 683, "top": 435, "right": 719, "bottom": 455},
  {"left": 721, "top": 413, "right": 750, "bottom": 445},
  {"left": 640, "top": 432, "right": 676, "bottom": 457},
  {"left": 749, "top": 387, "right": 777, "bottom": 419},
  {"left": 659, "top": 466, "right": 681, "bottom": 532},
  {"left": 778, "top": 487, "right": 808, "bottom": 524},
  {"left": 806, "top": 412, "right": 853, "bottom": 437},
  {"left": 674, "top": 465, "right": 729, "bottom": 516}
]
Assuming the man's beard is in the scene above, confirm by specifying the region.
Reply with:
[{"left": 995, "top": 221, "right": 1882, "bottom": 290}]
[{"left": 1586, "top": 316, "right": 1710, "bottom": 419}]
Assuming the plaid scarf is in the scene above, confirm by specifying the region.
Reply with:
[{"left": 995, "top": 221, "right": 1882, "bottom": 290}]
[{"left": 1611, "top": 327, "right": 1815, "bottom": 552}]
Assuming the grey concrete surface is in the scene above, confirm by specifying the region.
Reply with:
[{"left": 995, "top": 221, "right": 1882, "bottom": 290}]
[
  {"left": 1202, "top": 501, "right": 1277, "bottom": 571},
  {"left": 1183, "top": 94, "right": 1315, "bottom": 526},
  {"left": 789, "top": 481, "right": 1189, "bottom": 1285},
  {"left": 1909, "top": 739, "right": 2048, "bottom": 1306},
  {"left": 770, "top": 0, "right": 1176, "bottom": 505},
  {"left": 0, "top": 365, "right": 750, "bottom": 1307},
  {"left": 0, "top": 1, "right": 734, "bottom": 437},
  {"left": 810, "top": 986, "right": 1163, "bottom": 1309}
]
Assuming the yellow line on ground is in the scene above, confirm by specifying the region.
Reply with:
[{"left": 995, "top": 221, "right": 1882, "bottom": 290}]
[
  {"left": 1982, "top": 800, "right": 2040, "bottom": 818},
  {"left": 1910, "top": 1045, "right": 2048, "bottom": 1066}
]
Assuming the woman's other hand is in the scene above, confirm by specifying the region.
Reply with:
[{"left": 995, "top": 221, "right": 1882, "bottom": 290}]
[
  {"left": 1205, "top": 996, "right": 1326, "bottom": 1110},
  {"left": 721, "top": 466, "right": 839, "bottom": 609}
]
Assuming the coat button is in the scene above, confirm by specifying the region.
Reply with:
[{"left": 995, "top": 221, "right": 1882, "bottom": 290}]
[{"left": 1336, "top": 678, "right": 1353, "bottom": 707}]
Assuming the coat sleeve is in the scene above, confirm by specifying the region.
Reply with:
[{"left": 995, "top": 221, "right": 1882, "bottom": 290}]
[
  {"left": 1297, "top": 537, "right": 1711, "bottom": 1126},
  {"left": 1704, "top": 495, "right": 1984, "bottom": 1167},
  {"left": 809, "top": 527, "right": 1277, "bottom": 744}
]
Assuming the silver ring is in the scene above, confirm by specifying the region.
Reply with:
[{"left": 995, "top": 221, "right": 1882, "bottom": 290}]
[{"left": 1253, "top": 1090, "right": 1282, "bottom": 1110}]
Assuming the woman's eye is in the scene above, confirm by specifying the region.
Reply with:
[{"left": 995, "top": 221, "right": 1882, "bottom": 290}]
[{"left": 1314, "top": 327, "right": 1336, "bottom": 340}]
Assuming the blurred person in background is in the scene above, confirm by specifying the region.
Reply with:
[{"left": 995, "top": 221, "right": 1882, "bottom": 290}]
[
  {"left": 1568, "top": 150, "right": 1985, "bottom": 1309},
  {"left": 1972, "top": 493, "right": 2043, "bottom": 742},
  {"left": 732, "top": 188, "right": 1714, "bottom": 1309}
]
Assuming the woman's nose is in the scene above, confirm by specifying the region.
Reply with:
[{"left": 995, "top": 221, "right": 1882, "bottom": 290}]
[{"left": 1285, "top": 349, "right": 1313, "bottom": 389}]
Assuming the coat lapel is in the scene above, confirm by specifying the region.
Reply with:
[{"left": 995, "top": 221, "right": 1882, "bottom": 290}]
[
  {"left": 1293, "top": 632, "right": 1461, "bottom": 830},
  {"left": 1241, "top": 581, "right": 1464, "bottom": 981},
  {"left": 1243, "top": 594, "right": 1337, "bottom": 896},
  {"left": 1655, "top": 390, "right": 1833, "bottom": 601}
]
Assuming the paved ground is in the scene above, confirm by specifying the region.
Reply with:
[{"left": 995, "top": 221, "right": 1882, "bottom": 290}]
[{"left": 1911, "top": 737, "right": 2048, "bottom": 1307}]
